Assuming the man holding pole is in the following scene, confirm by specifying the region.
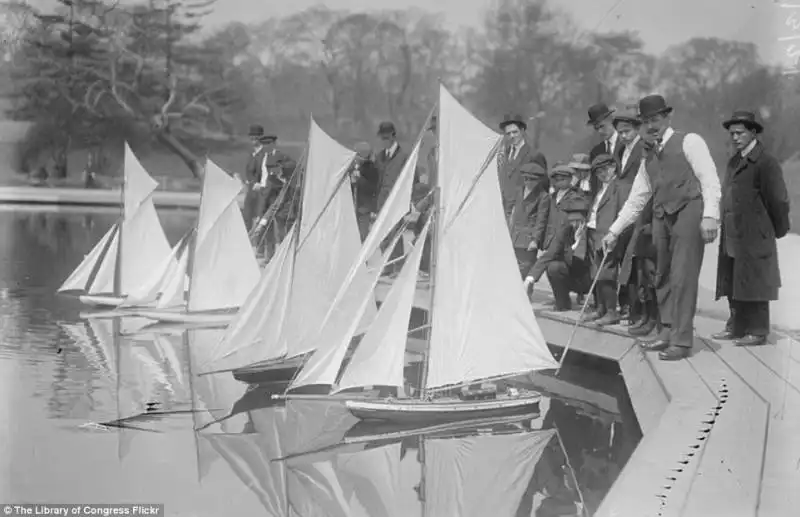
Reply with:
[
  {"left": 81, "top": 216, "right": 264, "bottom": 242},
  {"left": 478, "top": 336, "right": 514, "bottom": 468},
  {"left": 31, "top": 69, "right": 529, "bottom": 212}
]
[{"left": 601, "top": 95, "right": 721, "bottom": 361}]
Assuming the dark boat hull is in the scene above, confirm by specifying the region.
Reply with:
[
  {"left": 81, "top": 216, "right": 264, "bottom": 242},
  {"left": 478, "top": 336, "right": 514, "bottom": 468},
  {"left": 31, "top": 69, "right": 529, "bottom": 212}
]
[{"left": 232, "top": 354, "right": 307, "bottom": 384}]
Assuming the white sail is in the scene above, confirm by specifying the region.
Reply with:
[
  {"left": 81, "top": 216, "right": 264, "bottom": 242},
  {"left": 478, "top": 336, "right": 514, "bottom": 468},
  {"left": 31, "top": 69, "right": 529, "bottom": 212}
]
[
  {"left": 86, "top": 225, "right": 120, "bottom": 294},
  {"left": 322, "top": 137, "right": 422, "bottom": 325},
  {"left": 201, "top": 224, "right": 298, "bottom": 373},
  {"left": 424, "top": 430, "right": 555, "bottom": 517},
  {"left": 287, "top": 229, "right": 402, "bottom": 389},
  {"left": 188, "top": 160, "right": 260, "bottom": 312},
  {"left": 202, "top": 118, "right": 366, "bottom": 373},
  {"left": 120, "top": 230, "right": 192, "bottom": 307},
  {"left": 155, "top": 235, "right": 191, "bottom": 309},
  {"left": 58, "top": 223, "right": 118, "bottom": 292},
  {"left": 335, "top": 443, "right": 403, "bottom": 517},
  {"left": 425, "top": 86, "right": 557, "bottom": 390},
  {"left": 333, "top": 219, "right": 431, "bottom": 393}
]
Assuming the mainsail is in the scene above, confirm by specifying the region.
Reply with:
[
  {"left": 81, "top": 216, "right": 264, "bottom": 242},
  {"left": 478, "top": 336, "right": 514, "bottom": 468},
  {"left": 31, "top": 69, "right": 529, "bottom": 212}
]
[
  {"left": 58, "top": 143, "right": 173, "bottom": 297},
  {"left": 187, "top": 160, "right": 261, "bottom": 312},
  {"left": 425, "top": 85, "right": 558, "bottom": 390},
  {"left": 201, "top": 118, "right": 368, "bottom": 373}
]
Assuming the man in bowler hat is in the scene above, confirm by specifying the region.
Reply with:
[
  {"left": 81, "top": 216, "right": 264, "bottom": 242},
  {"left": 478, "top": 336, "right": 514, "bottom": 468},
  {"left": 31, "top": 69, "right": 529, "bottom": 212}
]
[
  {"left": 242, "top": 124, "right": 269, "bottom": 232},
  {"left": 497, "top": 113, "right": 548, "bottom": 221},
  {"left": 602, "top": 95, "right": 721, "bottom": 361},
  {"left": 712, "top": 110, "right": 790, "bottom": 347},
  {"left": 587, "top": 103, "right": 623, "bottom": 196}
]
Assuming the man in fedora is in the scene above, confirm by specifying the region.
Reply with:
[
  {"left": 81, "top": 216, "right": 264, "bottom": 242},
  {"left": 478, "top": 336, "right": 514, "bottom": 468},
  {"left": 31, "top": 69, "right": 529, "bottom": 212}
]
[
  {"left": 602, "top": 94, "right": 721, "bottom": 361},
  {"left": 374, "top": 121, "right": 411, "bottom": 213},
  {"left": 498, "top": 113, "right": 547, "bottom": 221},
  {"left": 242, "top": 124, "right": 269, "bottom": 232},
  {"left": 712, "top": 110, "right": 790, "bottom": 347},
  {"left": 587, "top": 102, "right": 623, "bottom": 196}
]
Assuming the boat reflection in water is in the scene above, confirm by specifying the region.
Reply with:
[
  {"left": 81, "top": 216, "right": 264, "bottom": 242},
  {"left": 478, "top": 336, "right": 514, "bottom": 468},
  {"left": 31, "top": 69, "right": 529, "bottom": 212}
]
[{"left": 202, "top": 390, "right": 585, "bottom": 517}]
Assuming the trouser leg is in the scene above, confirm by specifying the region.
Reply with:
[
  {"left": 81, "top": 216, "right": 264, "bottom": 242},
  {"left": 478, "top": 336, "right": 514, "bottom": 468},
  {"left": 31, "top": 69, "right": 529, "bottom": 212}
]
[
  {"left": 732, "top": 299, "right": 770, "bottom": 337},
  {"left": 242, "top": 188, "right": 258, "bottom": 231},
  {"left": 663, "top": 199, "right": 705, "bottom": 348},
  {"left": 546, "top": 261, "right": 572, "bottom": 310},
  {"left": 514, "top": 248, "right": 538, "bottom": 279}
]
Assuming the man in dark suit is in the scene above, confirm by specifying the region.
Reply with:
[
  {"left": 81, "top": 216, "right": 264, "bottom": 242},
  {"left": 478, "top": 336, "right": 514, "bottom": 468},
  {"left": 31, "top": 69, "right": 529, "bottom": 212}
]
[
  {"left": 497, "top": 113, "right": 548, "bottom": 221},
  {"left": 242, "top": 124, "right": 269, "bottom": 232},
  {"left": 713, "top": 111, "right": 791, "bottom": 347},
  {"left": 348, "top": 141, "right": 379, "bottom": 241},
  {"left": 587, "top": 103, "right": 623, "bottom": 197},
  {"left": 374, "top": 121, "right": 411, "bottom": 213}
]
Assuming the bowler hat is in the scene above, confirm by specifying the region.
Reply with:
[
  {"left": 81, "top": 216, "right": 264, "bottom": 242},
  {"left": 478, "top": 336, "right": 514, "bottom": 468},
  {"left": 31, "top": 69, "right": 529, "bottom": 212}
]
[
  {"left": 521, "top": 163, "right": 547, "bottom": 179},
  {"left": 549, "top": 163, "right": 573, "bottom": 178},
  {"left": 499, "top": 113, "right": 528, "bottom": 131},
  {"left": 591, "top": 153, "right": 616, "bottom": 171},
  {"left": 377, "top": 121, "right": 396, "bottom": 135},
  {"left": 567, "top": 153, "right": 591, "bottom": 171},
  {"left": 248, "top": 124, "right": 265, "bottom": 137},
  {"left": 638, "top": 95, "right": 673, "bottom": 119},
  {"left": 722, "top": 110, "right": 764, "bottom": 134},
  {"left": 612, "top": 103, "right": 641, "bottom": 127},
  {"left": 587, "top": 103, "right": 615, "bottom": 126}
]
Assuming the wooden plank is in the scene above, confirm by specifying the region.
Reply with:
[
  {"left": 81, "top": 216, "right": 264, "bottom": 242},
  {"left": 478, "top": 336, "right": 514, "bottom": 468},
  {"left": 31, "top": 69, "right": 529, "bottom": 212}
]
[
  {"left": 596, "top": 357, "right": 716, "bottom": 517},
  {"left": 617, "top": 345, "right": 670, "bottom": 435},
  {"left": 535, "top": 314, "right": 635, "bottom": 362},
  {"left": 692, "top": 315, "right": 800, "bottom": 516},
  {"left": 661, "top": 337, "right": 768, "bottom": 517}
]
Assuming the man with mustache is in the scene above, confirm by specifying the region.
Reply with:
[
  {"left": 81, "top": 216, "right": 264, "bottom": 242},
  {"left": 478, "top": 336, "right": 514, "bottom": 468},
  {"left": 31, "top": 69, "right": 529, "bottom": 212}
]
[
  {"left": 712, "top": 110, "right": 790, "bottom": 347},
  {"left": 601, "top": 95, "right": 721, "bottom": 361}
]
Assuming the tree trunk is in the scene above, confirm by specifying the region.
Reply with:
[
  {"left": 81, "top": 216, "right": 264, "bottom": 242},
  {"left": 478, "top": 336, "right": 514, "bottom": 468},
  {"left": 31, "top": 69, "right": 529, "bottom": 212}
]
[{"left": 155, "top": 130, "right": 203, "bottom": 179}]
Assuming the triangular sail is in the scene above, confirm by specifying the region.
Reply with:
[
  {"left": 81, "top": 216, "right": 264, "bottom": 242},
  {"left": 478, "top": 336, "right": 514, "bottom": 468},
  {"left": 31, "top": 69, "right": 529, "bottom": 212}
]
[
  {"left": 426, "top": 86, "right": 557, "bottom": 390},
  {"left": 201, "top": 224, "right": 298, "bottom": 373},
  {"left": 335, "top": 443, "right": 402, "bottom": 517},
  {"left": 424, "top": 430, "right": 555, "bottom": 517},
  {"left": 288, "top": 229, "right": 404, "bottom": 390},
  {"left": 188, "top": 160, "right": 260, "bottom": 312},
  {"left": 87, "top": 226, "right": 120, "bottom": 294},
  {"left": 58, "top": 222, "right": 118, "bottom": 292},
  {"left": 333, "top": 219, "right": 431, "bottom": 393},
  {"left": 155, "top": 233, "right": 192, "bottom": 309},
  {"left": 122, "top": 142, "right": 160, "bottom": 218},
  {"left": 120, "top": 229, "right": 192, "bottom": 307}
]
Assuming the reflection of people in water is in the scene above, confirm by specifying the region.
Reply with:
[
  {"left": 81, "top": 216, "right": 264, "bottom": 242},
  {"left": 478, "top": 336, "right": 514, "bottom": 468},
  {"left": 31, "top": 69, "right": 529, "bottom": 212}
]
[{"left": 516, "top": 437, "right": 580, "bottom": 516}]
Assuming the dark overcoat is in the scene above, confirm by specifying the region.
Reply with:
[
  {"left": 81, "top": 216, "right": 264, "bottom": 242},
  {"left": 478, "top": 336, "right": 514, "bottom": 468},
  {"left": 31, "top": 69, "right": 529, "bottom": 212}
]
[
  {"left": 509, "top": 179, "right": 550, "bottom": 250},
  {"left": 497, "top": 141, "right": 547, "bottom": 218},
  {"left": 374, "top": 144, "right": 410, "bottom": 212},
  {"left": 715, "top": 142, "right": 790, "bottom": 302}
]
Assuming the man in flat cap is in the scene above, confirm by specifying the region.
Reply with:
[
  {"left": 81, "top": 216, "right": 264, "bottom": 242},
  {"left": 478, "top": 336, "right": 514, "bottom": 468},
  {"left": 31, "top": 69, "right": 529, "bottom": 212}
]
[
  {"left": 498, "top": 113, "right": 548, "bottom": 222},
  {"left": 509, "top": 161, "right": 550, "bottom": 279},
  {"left": 712, "top": 110, "right": 790, "bottom": 347},
  {"left": 566, "top": 153, "right": 593, "bottom": 196},
  {"left": 587, "top": 102, "right": 623, "bottom": 196},
  {"left": 602, "top": 94, "right": 721, "bottom": 361}
]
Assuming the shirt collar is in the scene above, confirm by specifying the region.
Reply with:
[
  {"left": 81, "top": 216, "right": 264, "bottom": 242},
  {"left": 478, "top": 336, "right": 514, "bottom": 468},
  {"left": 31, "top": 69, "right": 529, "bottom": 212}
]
[
  {"left": 386, "top": 142, "right": 399, "bottom": 156},
  {"left": 660, "top": 127, "right": 675, "bottom": 147},
  {"left": 741, "top": 139, "right": 757, "bottom": 158},
  {"left": 252, "top": 145, "right": 263, "bottom": 156},
  {"left": 627, "top": 135, "right": 641, "bottom": 149},
  {"left": 607, "top": 131, "right": 618, "bottom": 149}
]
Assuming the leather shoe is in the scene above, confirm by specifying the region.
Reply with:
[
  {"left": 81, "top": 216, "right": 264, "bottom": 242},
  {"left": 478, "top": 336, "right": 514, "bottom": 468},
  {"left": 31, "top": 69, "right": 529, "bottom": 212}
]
[
  {"left": 628, "top": 316, "right": 648, "bottom": 329},
  {"left": 580, "top": 311, "right": 604, "bottom": 323},
  {"left": 734, "top": 334, "right": 767, "bottom": 347},
  {"left": 629, "top": 319, "right": 656, "bottom": 337},
  {"left": 659, "top": 346, "right": 691, "bottom": 361},
  {"left": 711, "top": 330, "right": 740, "bottom": 340},
  {"left": 595, "top": 312, "right": 621, "bottom": 327},
  {"left": 639, "top": 338, "right": 669, "bottom": 351}
]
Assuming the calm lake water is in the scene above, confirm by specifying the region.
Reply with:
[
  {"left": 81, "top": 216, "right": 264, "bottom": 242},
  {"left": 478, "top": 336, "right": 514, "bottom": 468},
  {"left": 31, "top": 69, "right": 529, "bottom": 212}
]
[{"left": 0, "top": 208, "right": 642, "bottom": 516}]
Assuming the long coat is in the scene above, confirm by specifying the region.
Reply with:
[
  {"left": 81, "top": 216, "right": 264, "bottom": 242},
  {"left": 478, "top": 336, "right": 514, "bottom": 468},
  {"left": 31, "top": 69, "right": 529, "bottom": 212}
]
[
  {"left": 618, "top": 143, "right": 656, "bottom": 286},
  {"left": 374, "top": 144, "right": 411, "bottom": 212},
  {"left": 497, "top": 141, "right": 547, "bottom": 218},
  {"left": 715, "top": 142, "right": 790, "bottom": 302}
]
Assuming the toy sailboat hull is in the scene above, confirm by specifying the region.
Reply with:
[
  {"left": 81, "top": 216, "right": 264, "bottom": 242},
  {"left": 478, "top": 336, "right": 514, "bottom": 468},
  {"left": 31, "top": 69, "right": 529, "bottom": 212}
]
[
  {"left": 77, "top": 293, "right": 126, "bottom": 308},
  {"left": 345, "top": 393, "right": 542, "bottom": 425},
  {"left": 232, "top": 354, "right": 309, "bottom": 384},
  {"left": 131, "top": 307, "right": 238, "bottom": 326}
]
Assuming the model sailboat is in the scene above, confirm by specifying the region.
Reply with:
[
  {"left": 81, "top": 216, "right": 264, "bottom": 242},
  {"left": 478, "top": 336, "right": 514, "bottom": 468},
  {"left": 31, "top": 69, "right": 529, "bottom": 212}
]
[
  {"left": 131, "top": 160, "right": 261, "bottom": 325},
  {"left": 277, "top": 85, "right": 558, "bottom": 424},
  {"left": 57, "top": 143, "right": 174, "bottom": 308},
  {"left": 199, "top": 118, "right": 383, "bottom": 383}
]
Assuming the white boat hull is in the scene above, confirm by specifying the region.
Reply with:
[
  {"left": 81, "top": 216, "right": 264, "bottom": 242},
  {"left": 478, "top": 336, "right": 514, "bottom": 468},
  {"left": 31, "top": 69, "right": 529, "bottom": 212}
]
[
  {"left": 345, "top": 394, "right": 542, "bottom": 425},
  {"left": 77, "top": 293, "right": 126, "bottom": 308},
  {"left": 131, "top": 307, "right": 237, "bottom": 326}
]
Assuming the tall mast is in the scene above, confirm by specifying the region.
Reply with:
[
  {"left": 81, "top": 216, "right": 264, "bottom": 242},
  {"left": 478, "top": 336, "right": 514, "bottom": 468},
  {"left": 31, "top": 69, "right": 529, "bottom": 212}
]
[{"left": 418, "top": 103, "right": 440, "bottom": 401}]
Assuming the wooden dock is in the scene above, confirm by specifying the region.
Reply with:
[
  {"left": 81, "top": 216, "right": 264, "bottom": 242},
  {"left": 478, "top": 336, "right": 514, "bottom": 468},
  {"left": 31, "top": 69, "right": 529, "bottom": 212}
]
[
  {"left": 529, "top": 291, "right": 798, "bottom": 517},
  {"left": 0, "top": 185, "right": 245, "bottom": 209}
]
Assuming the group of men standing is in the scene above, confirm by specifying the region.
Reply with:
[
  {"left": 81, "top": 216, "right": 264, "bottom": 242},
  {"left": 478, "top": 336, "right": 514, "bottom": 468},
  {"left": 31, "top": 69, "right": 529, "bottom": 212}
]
[{"left": 503, "top": 94, "right": 790, "bottom": 361}]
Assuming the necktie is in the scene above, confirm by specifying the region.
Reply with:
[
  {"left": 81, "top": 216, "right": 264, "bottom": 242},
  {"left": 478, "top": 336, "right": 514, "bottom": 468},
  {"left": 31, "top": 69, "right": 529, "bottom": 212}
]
[{"left": 606, "top": 141, "right": 612, "bottom": 155}]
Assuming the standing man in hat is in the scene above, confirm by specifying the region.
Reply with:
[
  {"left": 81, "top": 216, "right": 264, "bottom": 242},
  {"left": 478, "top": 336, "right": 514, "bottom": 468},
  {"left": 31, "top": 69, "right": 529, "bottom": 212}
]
[
  {"left": 252, "top": 131, "right": 297, "bottom": 256},
  {"left": 349, "top": 142, "right": 379, "bottom": 241},
  {"left": 712, "top": 110, "right": 790, "bottom": 347},
  {"left": 498, "top": 113, "right": 548, "bottom": 221},
  {"left": 509, "top": 161, "right": 550, "bottom": 278},
  {"left": 242, "top": 124, "right": 270, "bottom": 232},
  {"left": 374, "top": 121, "right": 411, "bottom": 213},
  {"left": 587, "top": 103, "right": 623, "bottom": 197},
  {"left": 602, "top": 95, "right": 721, "bottom": 361}
]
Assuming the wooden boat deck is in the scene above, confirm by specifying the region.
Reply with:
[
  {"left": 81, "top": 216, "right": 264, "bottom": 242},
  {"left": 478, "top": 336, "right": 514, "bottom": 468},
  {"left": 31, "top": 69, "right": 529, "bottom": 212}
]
[{"left": 529, "top": 290, "right": 798, "bottom": 517}]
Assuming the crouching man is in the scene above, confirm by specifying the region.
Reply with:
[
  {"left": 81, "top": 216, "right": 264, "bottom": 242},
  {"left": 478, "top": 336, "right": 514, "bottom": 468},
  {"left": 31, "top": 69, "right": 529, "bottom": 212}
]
[{"left": 523, "top": 163, "right": 590, "bottom": 311}]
